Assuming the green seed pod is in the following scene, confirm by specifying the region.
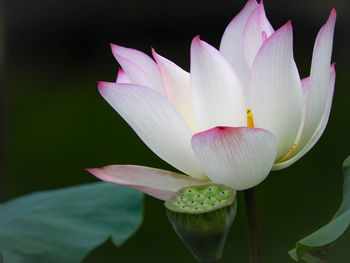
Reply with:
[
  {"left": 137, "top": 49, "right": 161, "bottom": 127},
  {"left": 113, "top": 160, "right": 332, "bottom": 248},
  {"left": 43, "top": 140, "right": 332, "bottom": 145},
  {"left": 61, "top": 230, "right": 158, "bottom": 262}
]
[{"left": 165, "top": 184, "right": 237, "bottom": 263}]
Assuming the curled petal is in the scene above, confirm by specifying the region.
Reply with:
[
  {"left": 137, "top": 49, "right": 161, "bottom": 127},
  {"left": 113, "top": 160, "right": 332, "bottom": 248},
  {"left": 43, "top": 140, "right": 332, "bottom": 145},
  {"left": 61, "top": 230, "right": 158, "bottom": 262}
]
[
  {"left": 286, "top": 9, "right": 336, "bottom": 159},
  {"left": 191, "top": 127, "right": 277, "bottom": 190},
  {"left": 272, "top": 63, "right": 336, "bottom": 170},
  {"left": 220, "top": 0, "right": 258, "bottom": 89},
  {"left": 111, "top": 44, "right": 165, "bottom": 96},
  {"left": 98, "top": 82, "right": 206, "bottom": 179},
  {"left": 248, "top": 21, "right": 303, "bottom": 160},
  {"left": 87, "top": 165, "right": 209, "bottom": 201},
  {"left": 243, "top": 1, "right": 274, "bottom": 67},
  {"left": 190, "top": 36, "right": 246, "bottom": 132}
]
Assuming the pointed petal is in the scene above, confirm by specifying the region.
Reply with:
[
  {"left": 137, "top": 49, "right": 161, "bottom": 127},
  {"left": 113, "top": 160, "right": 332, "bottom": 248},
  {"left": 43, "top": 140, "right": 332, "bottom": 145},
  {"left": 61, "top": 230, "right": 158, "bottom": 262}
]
[
  {"left": 152, "top": 49, "right": 196, "bottom": 132},
  {"left": 110, "top": 44, "right": 166, "bottom": 96},
  {"left": 248, "top": 22, "right": 303, "bottom": 160},
  {"left": 191, "top": 127, "right": 277, "bottom": 190},
  {"left": 272, "top": 63, "right": 336, "bottom": 170},
  {"left": 286, "top": 10, "right": 336, "bottom": 158},
  {"left": 116, "top": 68, "right": 132, "bottom": 83},
  {"left": 87, "top": 165, "right": 209, "bottom": 201},
  {"left": 98, "top": 82, "right": 206, "bottom": 179},
  {"left": 190, "top": 36, "right": 246, "bottom": 132},
  {"left": 243, "top": 1, "right": 275, "bottom": 68},
  {"left": 219, "top": 0, "right": 258, "bottom": 89}
]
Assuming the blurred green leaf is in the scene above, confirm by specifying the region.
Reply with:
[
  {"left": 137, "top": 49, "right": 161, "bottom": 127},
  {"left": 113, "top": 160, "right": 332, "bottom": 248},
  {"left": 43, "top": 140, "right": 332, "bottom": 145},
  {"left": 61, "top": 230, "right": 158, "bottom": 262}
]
[
  {"left": 0, "top": 182, "right": 143, "bottom": 263},
  {"left": 289, "top": 155, "right": 350, "bottom": 262}
]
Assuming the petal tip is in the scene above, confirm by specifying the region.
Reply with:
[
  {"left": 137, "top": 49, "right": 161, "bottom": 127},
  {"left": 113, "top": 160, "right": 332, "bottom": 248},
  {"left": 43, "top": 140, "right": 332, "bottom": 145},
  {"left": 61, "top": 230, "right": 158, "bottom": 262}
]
[
  {"left": 110, "top": 43, "right": 125, "bottom": 56},
  {"left": 151, "top": 47, "right": 159, "bottom": 60},
  {"left": 324, "top": 8, "right": 337, "bottom": 27},
  {"left": 97, "top": 81, "right": 105, "bottom": 90},
  {"left": 110, "top": 43, "right": 118, "bottom": 50},
  {"left": 330, "top": 62, "right": 336, "bottom": 73},
  {"left": 330, "top": 8, "right": 337, "bottom": 18},
  {"left": 98, "top": 81, "right": 115, "bottom": 91},
  {"left": 85, "top": 168, "right": 94, "bottom": 173},
  {"left": 193, "top": 35, "right": 202, "bottom": 43},
  {"left": 85, "top": 168, "right": 102, "bottom": 177},
  {"left": 278, "top": 20, "right": 292, "bottom": 34},
  {"left": 191, "top": 35, "right": 202, "bottom": 49}
]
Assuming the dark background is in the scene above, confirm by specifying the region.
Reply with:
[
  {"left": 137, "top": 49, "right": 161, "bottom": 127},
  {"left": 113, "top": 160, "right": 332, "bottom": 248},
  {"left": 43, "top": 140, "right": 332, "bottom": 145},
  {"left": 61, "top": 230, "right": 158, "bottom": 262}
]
[{"left": 1, "top": 0, "right": 350, "bottom": 262}]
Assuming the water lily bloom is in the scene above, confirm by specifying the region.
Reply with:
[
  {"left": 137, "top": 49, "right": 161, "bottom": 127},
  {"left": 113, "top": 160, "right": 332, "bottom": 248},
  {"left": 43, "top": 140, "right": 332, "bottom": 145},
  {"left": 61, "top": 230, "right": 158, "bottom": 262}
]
[{"left": 87, "top": 0, "right": 336, "bottom": 200}]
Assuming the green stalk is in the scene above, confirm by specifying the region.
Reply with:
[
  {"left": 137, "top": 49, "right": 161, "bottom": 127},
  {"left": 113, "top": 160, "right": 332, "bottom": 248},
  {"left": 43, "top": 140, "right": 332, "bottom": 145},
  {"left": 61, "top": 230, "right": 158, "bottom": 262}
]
[{"left": 244, "top": 187, "right": 263, "bottom": 263}]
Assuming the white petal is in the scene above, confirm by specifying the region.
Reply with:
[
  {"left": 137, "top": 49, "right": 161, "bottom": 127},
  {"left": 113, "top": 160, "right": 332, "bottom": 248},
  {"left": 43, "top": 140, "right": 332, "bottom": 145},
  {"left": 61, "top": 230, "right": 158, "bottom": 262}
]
[
  {"left": 87, "top": 165, "right": 209, "bottom": 201},
  {"left": 110, "top": 44, "right": 166, "bottom": 96},
  {"left": 248, "top": 22, "right": 303, "bottom": 160},
  {"left": 116, "top": 68, "right": 132, "bottom": 83},
  {"left": 152, "top": 49, "right": 196, "bottom": 132},
  {"left": 190, "top": 36, "right": 246, "bottom": 132},
  {"left": 243, "top": 1, "right": 274, "bottom": 68},
  {"left": 191, "top": 127, "right": 277, "bottom": 190},
  {"left": 220, "top": 0, "right": 258, "bottom": 89},
  {"left": 98, "top": 82, "right": 206, "bottom": 179},
  {"left": 286, "top": 10, "right": 336, "bottom": 158},
  {"left": 272, "top": 63, "right": 336, "bottom": 170}
]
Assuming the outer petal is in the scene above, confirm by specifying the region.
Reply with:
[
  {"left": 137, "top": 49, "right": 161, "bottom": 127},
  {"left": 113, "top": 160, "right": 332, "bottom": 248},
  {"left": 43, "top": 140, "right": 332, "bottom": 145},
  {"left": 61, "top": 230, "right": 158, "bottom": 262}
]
[
  {"left": 286, "top": 10, "right": 336, "bottom": 158},
  {"left": 248, "top": 22, "right": 303, "bottom": 160},
  {"left": 152, "top": 49, "right": 196, "bottom": 132},
  {"left": 272, "top": 64, "right": 336, "bottom": 170},
  {"left": 87, "top": 165, "right": 209, "bottom": 201},
  {"left": 191, "top": 127, "right": 277, "bottom": 190},
  {"left": 111, "top": 44, "right": 166, "bottom": 96},
  {"left": 98, "top": 82, "right": 206, "bottom": 179},
  {"left": 219, "top": 0, "right": 258, "bottom": 89},
  {"left": 190, "top": 36, "right": 246, "bottom": 132},
  {"left": 116, "top": 68, "right": 131, "bottom": 83},
  {"left": 243, "top": 1, "right": 275, "bottom": 68}
]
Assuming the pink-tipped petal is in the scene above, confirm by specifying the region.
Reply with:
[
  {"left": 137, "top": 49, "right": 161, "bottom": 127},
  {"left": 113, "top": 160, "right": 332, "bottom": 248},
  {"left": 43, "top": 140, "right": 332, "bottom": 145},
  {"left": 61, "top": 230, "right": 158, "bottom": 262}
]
[
  {"left": 219, "top": 0, "right": 258, "bottom": 89},
  {"left": 152, "top": 49, "right": 196, "bottom": 132},
  {"left": 243, "top": 1, "right": 275, "bottom": 67},
  {"left": 272, "top": 63, "right": 336, "bottom": 170},
  {"left": 111, "top": 44, "right": 165, "bottom": 96},
  {"left": 98, "top": 82, "right": 206, "bottom": 179},
  {"left": 285, "top": 10, "right": 336, "bottom": 158},
  {"left": 248, "top": 22, "right": 303, "bottom": 160},
  {"left": 116, "top": 68, "right": 132, "bottom": 83},
  {"left": 98, "top": 81, "right": 117, "bottom": 90},
  {"left": 87, "top": 165, "right": 209, "bottom": 201},
  {"left": 191, "top": 127, "right": 277, "bottom": 190},
  {"left": 190, "top": 36, "right": 246, "bottom": 132}
]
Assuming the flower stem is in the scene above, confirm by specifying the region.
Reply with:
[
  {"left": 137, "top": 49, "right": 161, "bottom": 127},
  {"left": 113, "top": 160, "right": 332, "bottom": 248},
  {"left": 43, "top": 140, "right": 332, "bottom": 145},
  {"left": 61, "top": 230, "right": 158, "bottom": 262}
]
[
  {"left": 0, "top": 0, "right": 5, "bottom": 202},
  {"left": 244, "top": 187, "right": 263, "bottom": 263}
]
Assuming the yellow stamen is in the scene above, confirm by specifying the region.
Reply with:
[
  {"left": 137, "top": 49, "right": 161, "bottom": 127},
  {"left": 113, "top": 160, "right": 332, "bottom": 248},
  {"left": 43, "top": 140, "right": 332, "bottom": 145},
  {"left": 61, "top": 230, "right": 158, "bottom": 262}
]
[
  {"left": 247, "top": 108, "right": 254, "bottom": 128},
  {"left": 246, "top": 107, "right": 302, "bottom": 163},
  {"left": 276, "top": 133, "right": 302, "bottom": 163}
]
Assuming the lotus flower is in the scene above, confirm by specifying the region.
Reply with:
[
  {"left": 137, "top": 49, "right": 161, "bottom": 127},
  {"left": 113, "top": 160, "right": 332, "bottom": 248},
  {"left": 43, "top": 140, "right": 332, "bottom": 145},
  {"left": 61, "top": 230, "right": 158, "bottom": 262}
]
[{"left": 87, "top": 0, "right": 336, "bottom": 200}]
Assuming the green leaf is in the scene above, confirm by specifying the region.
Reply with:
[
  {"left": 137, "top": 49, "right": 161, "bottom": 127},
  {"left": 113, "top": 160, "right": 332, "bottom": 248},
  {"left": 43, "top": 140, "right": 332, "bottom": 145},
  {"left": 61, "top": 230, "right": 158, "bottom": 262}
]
[
  {"left": 289, "top": 155, "right": 350, "bottom": 262},
  {"left": 0, "top": 182, "right": 143, "bottom": 263}
]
